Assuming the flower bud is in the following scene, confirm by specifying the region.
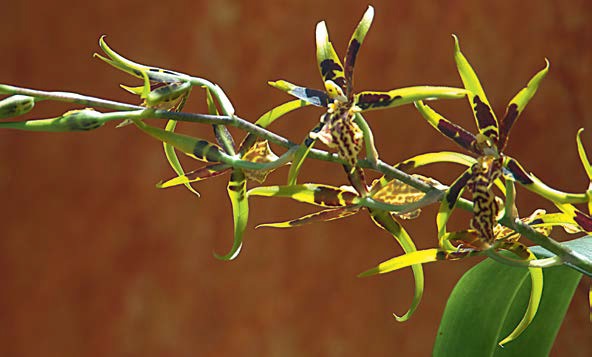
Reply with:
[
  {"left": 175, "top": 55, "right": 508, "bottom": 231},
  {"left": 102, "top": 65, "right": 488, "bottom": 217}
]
[
  {"left": 0, "top": 95, "right": 35, "bottom": 119},
  {"left": 57, "top": 109, "right": 105, "bottom": 131}
]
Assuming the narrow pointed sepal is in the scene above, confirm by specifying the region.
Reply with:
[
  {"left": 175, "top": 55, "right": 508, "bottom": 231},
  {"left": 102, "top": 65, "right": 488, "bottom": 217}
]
[
  {"left": 452, "top": 35, "right": 499, "bottom": 142},
  {"left": 354, "top": 86, "right": 467, "bottom": 112},
  {"left": 316, "top": 21, "right": 346, "bottom": 93},
  {"left": 256, "top": 206, "right": 360, "bottom": 228},
  {"left": 268, "top": 80, "right": 329, "bottom": 107},
  {"left": 214, "top": 170, "right": 249, "bottom": 261},
  {"left": 499, "top": 59, "right": 549, "bottom": 151}
]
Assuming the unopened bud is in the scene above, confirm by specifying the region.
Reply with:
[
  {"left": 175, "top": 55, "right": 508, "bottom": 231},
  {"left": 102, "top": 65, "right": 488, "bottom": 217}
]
[
  {"left": 0, "top": 95, "right": 35, "bottom": 119},
  {"left": 58, "top": 109, "right": 105, "bottom": 131}
]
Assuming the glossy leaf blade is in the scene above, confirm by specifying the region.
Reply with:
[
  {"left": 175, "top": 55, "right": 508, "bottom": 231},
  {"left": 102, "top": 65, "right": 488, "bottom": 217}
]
[{"left": 434, "top": 238, "right": 587, "bottom": 356}]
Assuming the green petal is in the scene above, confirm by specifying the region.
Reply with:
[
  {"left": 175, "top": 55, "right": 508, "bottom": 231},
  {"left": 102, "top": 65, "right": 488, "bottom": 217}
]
[
  {"left": 206, "top": 88, "right": 236, "bottom": 155},
  {"left": 368, "top": 210, "right": 423, "bottom": 321},
  {"left": 248, "top": 184, "right": 360, "bottom": 207},
  {"left": 498, "top": 248, "right": 543, "bottom": 347},
  {"left": 156, "top": 163, "right": 230, "bottom": 188},
  {"left": 239, "top": 99, "right": 310, "bottom": 154},
  {"left": 161, "top": 83, "right": 198, "bottom": 196},
  {"left": 315, "top": 21, "right": 346, "bottom": 94},
  {"left": 95, "top": 36, "right": 184, "bottom": 83},
  {"left": 577, "top": 129, "right": 592, "bottom": 181},
  {"left": 358, "top": 248, "right": 439, "bottom": 277},
  {"left": 256, "top": 206, "right": 360, "bottom": 228},
  {"left": 414, "top": 100, "right": 477, "bottom": 153},
  {"left": 354, "top": 86, "right": 467, "bottom": 112},
  {"left": 452, "top": 35, "right": 499, "bottom": 141},
  {"left": 287, "top": 122, "right": 323, "bottom": 185},
  {"left": 576, "top": 129, "right": 592, "bottom": 213},
  {"left": 343, "top": 6, "right": 374, "bottom": 96},
  {"left": 499, "top": 60, "right": 549, "bottom": 151},
  {"left": 133, "top": 120, "right": 226, "bottom": 163},
  {"left": 268, "top": 80, "right": 329, "bottom": 107},
  {"left": 215, "top": 169, "right": 249, "bottom": 261},
  {"left": 395, "top": 151, "right": 477, "bottom": 172},
  {"left": 437, "top": 169, "right": 472, "bottom": 250}
]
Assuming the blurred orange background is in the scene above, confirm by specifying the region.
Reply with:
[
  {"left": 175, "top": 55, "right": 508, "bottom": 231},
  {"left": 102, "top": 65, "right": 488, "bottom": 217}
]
[{"left": 0, "top": 0, "right": 590, "bottom": 356}]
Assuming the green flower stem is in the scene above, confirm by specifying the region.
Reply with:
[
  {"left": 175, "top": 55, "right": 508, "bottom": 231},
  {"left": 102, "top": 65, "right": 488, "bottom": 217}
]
[
  {"left": 1, "top": 84, "right": 590, "bottom": 275},
  {"left": 498, "top": 215, "right": 592, "bottom": 276},
  {"left": 0, "top": 84, "right": 142, "bottom": 111},
  {"left": 483, "top": 249, "right": 563, "bottom": 269}
]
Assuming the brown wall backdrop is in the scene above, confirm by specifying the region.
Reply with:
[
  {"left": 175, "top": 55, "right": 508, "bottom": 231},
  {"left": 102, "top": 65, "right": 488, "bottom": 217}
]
[{"left": 0, "top": 0, "right": 590, "bottom": 356}]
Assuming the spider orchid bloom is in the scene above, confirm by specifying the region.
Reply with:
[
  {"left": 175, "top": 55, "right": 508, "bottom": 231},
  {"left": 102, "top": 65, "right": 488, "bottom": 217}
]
[
  {"left": 359, "top": 209, "right": 555, "bottom": 347},
  {"left": 269, "top": 6, "right": 467, "bottom": 179},
  {"left": 131, "top": 96, "right": 309, "bottom": 261},
  {"left": 249, "top": 174, "right": 444, "bottom": 321},
  {"left": 413, "top": 35, "right": 549, "bottom": 246}
]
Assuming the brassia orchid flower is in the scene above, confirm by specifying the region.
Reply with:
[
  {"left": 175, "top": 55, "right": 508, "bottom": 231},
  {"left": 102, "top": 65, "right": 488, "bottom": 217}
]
[
  {"left": 269, "top": 6, "right": 468, "bottom": 188},
  {"left": 248, "top": 173, "right": 443, "bottom": 321}
]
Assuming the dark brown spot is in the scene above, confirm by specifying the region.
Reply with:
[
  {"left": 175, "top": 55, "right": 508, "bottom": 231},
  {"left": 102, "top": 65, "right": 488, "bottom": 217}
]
[
  {"left": 312, "top": 186, "right": 357, "bottom": 207},
  {"left": 447, "top": 171, "right": 472, "bottom": 209},
  {"left": 574, "top": 211, "right": 592, "bottom": 232},
  {"left": 437, "top": 120, "right": 476, "bottom": 152},
  {"left": 356, "top": 93, "right": 401, "bottom": 110},
  {"left": 473, "top": 96, "right": 497, "bottom": 130},
  {"left": 499, "top": 103, "right": 519, "bottom": 151},
  {"left": 395, "top": 160, "right": 416, "bottom": 173},
  {"left": 320, "top": 59, "right": 344, "bottom": 85},
  {"left": 506, "top": 159, "right": 533, "bottom": 185}
]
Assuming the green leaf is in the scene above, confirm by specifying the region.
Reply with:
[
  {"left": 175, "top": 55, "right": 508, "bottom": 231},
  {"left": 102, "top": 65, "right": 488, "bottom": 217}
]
[
  {"left": 215, "top": 169, "right": 249, "bottom": 261},
  {"left": 433, "top": 237, "right": 589, "bottom": 356}
]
